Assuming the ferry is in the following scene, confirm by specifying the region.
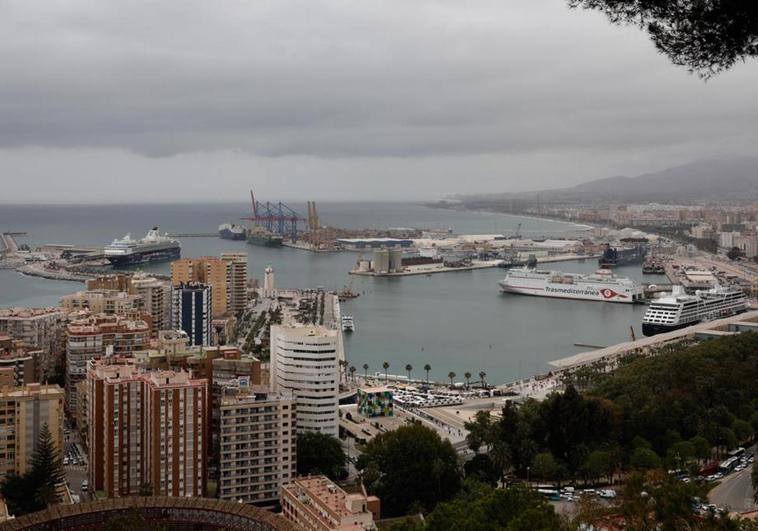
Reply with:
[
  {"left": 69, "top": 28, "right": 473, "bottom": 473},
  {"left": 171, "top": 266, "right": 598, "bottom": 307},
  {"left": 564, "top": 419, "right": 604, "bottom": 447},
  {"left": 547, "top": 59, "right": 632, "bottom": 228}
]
[
  {"left": 104, "top": 228, "right": 181, "bottom": 267},
  {"left": 218, "top": 223, "right": 247, "bottom": 241},
  {"left": 642, "top": 284, "right": 747, "bottom": 336},
  {"left": 499, "top": 267, "right": 644, "bottom": 304},
  {"left": 342, "top": 314, "right": 355, "bottom": 333}
]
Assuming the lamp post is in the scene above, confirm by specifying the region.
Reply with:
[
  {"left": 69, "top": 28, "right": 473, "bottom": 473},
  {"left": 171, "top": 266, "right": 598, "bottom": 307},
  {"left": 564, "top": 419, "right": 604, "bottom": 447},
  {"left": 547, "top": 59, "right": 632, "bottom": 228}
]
[{"left": 527, "top": 466, "right": 531, "bottom": 487}]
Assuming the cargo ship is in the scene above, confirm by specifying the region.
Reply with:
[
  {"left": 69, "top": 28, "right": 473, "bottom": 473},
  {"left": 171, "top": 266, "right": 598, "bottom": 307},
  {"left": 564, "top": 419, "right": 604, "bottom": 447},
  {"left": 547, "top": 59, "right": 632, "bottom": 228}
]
[
  {"left": 598, "top": 244, "right": 647, "bottom": 267},
  {"left": 499, "top": 267, "right": 644, "bottom": 303},
  {"left": 642, "top": 284, "right": 747, "bottom": 336},
  {"left": 104, "top": 228, "right": 180, "bottom": 266},
  {"left": 642, "top": 258, "right": 665, "bottom": 274},
  {"left": 247, "top": 226, "right": 283, "bottom": 247},
  {"left": 218, "top": 223, "right": 247, "bottom": 241}
]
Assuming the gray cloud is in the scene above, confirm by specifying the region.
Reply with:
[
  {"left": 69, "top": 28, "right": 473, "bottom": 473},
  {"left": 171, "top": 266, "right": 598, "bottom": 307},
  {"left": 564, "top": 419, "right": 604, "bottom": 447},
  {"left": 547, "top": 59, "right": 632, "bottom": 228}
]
[{"left": 0, "top": 0, "right": 756, "bottom": 201}]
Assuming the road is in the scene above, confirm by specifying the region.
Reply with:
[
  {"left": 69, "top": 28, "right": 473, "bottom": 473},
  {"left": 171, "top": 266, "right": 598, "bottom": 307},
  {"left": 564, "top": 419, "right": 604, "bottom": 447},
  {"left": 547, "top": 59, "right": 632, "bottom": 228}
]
[{"left": 710, "top": 467, "right": 756, "bottom": 513}]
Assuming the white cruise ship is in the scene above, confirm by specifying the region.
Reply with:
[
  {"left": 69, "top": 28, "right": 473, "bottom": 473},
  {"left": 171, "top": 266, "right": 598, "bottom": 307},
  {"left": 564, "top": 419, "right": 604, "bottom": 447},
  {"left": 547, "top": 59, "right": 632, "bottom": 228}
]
[
  {"left": 499, "top": 267, "right": 644, "bottom": 304},
  {"left": 104, "top": 227, "right": 181, "bottom": 266},
  {"left": 642, "top": 284, "right": 747, "bottom": 336}
]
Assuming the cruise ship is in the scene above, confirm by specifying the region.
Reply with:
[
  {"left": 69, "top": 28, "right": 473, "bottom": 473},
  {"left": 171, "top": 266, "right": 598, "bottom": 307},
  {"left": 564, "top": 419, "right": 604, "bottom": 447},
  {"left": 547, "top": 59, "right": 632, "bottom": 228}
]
[
  {"left": 642, "top": 285, "right": 748, "bottom": 336},
  {"left": 104, "top": 228, "right": 181, "bottom": 267},
  {"left": 499, "top": 267, "right": 644, "bottom": 304}
]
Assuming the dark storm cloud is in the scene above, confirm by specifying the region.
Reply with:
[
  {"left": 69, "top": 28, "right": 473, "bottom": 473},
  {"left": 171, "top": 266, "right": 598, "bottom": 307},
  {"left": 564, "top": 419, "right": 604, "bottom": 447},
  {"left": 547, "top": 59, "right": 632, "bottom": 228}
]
[{"left": 0, "top": 0, "right": 757, "bottom": 201}]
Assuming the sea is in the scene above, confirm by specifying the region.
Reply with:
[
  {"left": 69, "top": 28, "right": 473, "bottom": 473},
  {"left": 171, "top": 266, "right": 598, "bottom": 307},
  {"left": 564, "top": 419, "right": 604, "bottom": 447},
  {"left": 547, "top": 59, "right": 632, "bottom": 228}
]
[{"left": 0, "top": 202, "right": 666, "bottom": 385}]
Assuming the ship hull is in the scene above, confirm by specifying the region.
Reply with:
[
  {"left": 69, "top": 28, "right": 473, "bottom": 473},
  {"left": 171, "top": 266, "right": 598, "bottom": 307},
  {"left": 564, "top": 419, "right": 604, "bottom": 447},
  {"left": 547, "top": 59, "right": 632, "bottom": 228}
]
[
  {"left": 247, "top": 235, "right": 283, "bottom": 247},
  {"left": 642, "top": 321, "right": 698, "bottom": 337},
  {"left": 106, "top": 247, "right": 181, "bottom": 267},
  {"left": 219, "top": 228, "right": 247, "bottom": 241},
  {"left": 499, "top": 283, "right": 639, "bottom": 304}
]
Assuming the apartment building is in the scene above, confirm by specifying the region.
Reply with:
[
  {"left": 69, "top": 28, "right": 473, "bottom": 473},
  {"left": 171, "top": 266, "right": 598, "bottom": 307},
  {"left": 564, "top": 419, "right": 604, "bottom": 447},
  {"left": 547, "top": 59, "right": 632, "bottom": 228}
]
[
  {"left": 218, "top": 384, "right": 296, "bottom": 505},
  {"left": 221, "top": 252, "right": 248, "bottom": 315},
  {"left": 0, "top": 308, "right": 63, "bottom": 382},
  {"left": 60, "top": 289, "right": 143, "bottom": 317},
  {"left": 0, "top": 335, "right": 39, "bottom": 386},
  {"left": 270, "top": 326, "right": 340, "bottom": 437},
  {"left": 130, "top": 272, "right": 173, "bottom": 336},
  {"left": 280, "top": 475, "right": 379, "bottom": 531},
  {"left": 171, "top": 257, "right": 229, "bottom": 319},
  {"left": 65, "top": 315, "right": 149, "bottom": 413},
  {"left": 0, "top": 384, "right": 65, "bottom": 479},
  {"left": 87, "top": 359, "right": 208, "bottom": 497}
]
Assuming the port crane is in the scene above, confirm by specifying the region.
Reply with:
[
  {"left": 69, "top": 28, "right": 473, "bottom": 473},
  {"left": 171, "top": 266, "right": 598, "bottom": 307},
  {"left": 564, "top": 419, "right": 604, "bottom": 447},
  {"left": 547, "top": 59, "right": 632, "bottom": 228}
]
[{"left": 241, "top": 190, "right": 306, "bottom": 240}]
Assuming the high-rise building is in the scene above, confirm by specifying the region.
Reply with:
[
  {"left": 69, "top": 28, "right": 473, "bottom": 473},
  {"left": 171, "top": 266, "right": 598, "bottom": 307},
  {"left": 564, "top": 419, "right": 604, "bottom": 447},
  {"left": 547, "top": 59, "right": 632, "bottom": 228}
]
[
  {"left": 270, "top": 326, "right": 340, "bottom": 437},
  {"left": 130, "top": 272, "right": 173, "bottom": 336},
  {"left": 221, "top": 252, "right": 248, "bottom": 315},
  {"left": 218, "top": 383, "right": 296, "bottom": 505},
  {"left": 171, "top": 283, "right": 212, "bottom": 347},
  {"left": 87, "top": 359, "right": 208, "bottom": 498},
  {"left": 65, "top": 315, "right": 150, "bottom": 414},
  {"left": 281, "top": 475, "right": 380, "bottom": 531},
  {"left": 0, "top": 383, "right": 65, "bottom": 479},
  {"left": 0, "top": 308, "right": 63, "bottom": 382},
  {"left": 171, "top": 257, "right": 229, "bottom": 319}
]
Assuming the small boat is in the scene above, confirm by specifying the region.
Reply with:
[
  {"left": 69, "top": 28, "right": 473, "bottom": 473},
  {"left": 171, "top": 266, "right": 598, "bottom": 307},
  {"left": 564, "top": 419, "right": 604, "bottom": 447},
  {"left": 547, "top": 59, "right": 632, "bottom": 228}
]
[{"left": 341, "top": 314, "right": 355, "bottom": 332}]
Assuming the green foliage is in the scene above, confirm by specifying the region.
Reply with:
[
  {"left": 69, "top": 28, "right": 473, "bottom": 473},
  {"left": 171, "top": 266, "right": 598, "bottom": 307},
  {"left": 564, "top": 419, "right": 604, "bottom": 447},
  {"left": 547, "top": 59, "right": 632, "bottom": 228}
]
[
  {"left": 463, "top": 454, "right": 499, "bottom": 487},
  {"left": 567, "top": 1, "right": 758, "bottom": 77},
  {"left": 630, "top": 447, "right": 662, "bottom": 471},
  {"left": 356, "top": 423, "right": 461, "bottom": 516},
  {"left": 0, "top": 423, "right": 65, "bottom": 515},
  {"left": 296, "top": 432, "right": 347, "bottom": 480},
  {"left": 531, "top": 452, "right": 559, "bottom": 482},
  {"left": 422, "top": 484, "right": 565, "bottom": 531}
]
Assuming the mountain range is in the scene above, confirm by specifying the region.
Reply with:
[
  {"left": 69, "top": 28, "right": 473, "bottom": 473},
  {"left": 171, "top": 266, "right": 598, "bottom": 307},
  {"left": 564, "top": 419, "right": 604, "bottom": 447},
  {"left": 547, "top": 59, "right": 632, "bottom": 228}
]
[{"left": 456, "top": 157, "right": 758, "bottom": 205}]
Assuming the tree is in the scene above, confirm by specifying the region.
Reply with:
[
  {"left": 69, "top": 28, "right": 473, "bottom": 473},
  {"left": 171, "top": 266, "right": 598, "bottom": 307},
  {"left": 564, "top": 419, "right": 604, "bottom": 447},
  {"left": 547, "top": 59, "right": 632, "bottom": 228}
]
[
  {"left": 296, "top": 432, "right": 347, "bottom": 480},
  {"left": 531, "top": 452, "right": 559, "bottom": 482},
  {"left": 0, "top": 423, "right": 65, "bottom": 515},
  {"left": 463, "top": 454, "right": 500, "bottom": 486},
  {"left": 405, "top": 364, "right": 413, "bottom": 382},
  {"left": 356, "top": 423, "right": 461, "bottom": 516},
  {"left": 448, "top": 372, "right": 456, "bottom": 388},
  {"left": 630, "top": 447, "right": 662, "bottom": 471},
  {"left": 421, "top": 484, "right": 563, "bottom": 531},
  {"left": 567, "top": 0, "right": 758, "bottom": 77},
  {"left": 464, "top": 372, "right": 471, "bottom": 389},
  {"left": 424, "top": 364, "right": 431, "bottom": 385},
  {"left": 733, "top": 418, "right": 754, "bottom": 443},
  {"left": 363, "top": 363, "right": 369, "bottom": 380},
  {"left": 479, "top": 371, "right": 487, "bottom": 389},
  {"left": 727, "top": 246, "right": 744, "bottom": 261},
  {"left": 349, "top": 365, "right": 356, "bottom": 382},
  {"left": 383, "top": 362, "right": 390, "bottom": 383}
]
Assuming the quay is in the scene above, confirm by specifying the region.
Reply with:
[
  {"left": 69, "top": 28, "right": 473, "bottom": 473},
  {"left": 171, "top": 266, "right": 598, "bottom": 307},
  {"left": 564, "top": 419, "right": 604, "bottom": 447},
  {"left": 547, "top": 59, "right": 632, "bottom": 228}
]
[
  {"left": 350, "top": 253, "right": 598, "bottom": 278},
  {"left": 550, "top": 309, "right": 758, "bottom": 371},
  {"left": 167, "top": 232, "right": 218, "bottom": 237}
]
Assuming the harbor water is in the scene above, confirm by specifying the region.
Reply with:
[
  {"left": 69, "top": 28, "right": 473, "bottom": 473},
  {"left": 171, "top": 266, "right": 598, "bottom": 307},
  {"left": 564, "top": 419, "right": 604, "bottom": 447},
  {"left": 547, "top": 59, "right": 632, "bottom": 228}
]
[{"left": 0, "top": 202, "right": 666, "bottom": 384}]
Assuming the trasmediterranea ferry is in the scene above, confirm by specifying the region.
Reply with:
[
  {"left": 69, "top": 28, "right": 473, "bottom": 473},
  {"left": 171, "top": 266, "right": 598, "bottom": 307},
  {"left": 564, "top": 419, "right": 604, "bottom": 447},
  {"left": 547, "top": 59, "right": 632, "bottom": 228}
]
[
  {"left": 499, "top": 267, "right": 644, "bottom": 304},
  {"left": 642, "top": 284, "right": 747, "bottom": 336}
]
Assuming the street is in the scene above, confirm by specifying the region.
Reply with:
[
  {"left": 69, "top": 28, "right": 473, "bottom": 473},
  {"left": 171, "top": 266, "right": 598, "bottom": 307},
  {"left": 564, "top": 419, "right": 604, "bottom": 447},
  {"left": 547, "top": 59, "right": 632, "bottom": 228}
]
[{"left": 709, "top": 466, "right": 756, "bottom": 513}]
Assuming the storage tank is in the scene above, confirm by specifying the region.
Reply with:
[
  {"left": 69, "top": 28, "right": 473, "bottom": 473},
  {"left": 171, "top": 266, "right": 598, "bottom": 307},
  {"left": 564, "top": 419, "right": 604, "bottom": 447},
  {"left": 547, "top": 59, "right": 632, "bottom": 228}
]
[
  {"left": 373, "top": 249, "right": 390, "bottom": 273},
  {"left": 389, "top": 249, "right": 403, "bottom": 273}
]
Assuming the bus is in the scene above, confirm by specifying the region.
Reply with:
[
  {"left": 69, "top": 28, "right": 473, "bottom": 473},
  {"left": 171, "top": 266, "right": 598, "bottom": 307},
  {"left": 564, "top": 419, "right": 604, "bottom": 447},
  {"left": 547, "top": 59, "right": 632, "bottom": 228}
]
[
  {"left": 728, "top": 447, "right": 745, "bottom": 459},
  {"left": 719, "top": 456, "right": 739, "bottom": 474}
]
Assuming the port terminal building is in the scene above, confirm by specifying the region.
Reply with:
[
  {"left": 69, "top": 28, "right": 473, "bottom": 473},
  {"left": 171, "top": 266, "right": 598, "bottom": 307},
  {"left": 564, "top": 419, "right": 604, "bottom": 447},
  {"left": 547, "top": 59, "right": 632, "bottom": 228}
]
[{"left": 336, "top": 238, "right": 413, "bottom": 250}]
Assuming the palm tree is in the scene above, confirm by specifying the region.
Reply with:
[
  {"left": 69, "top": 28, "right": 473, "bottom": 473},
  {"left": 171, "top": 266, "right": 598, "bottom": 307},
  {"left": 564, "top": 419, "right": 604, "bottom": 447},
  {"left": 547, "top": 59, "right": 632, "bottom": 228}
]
[
  {"left": 349, "top": 365, "right": 356, "bottom": 382},
  {"left": 382, "top": 362, "right": 390, "bottom": 383},
  {"left": 405, "top": 364, "right": 413, "bottom": 382},
  {"left": 448, "top": 371, "right": 456, "bottom": 388},
  {"left": 479, "top": 371, "right": 487, "bottom": 389},
  {"left": 424, "top": 364, "right": 431, "bottom": 385},
  {"left": 362, "top": 363, "right": 369, "bottom": 380},
  {"left": 464, "top": 372, "right": 472, "bottom": 389}
]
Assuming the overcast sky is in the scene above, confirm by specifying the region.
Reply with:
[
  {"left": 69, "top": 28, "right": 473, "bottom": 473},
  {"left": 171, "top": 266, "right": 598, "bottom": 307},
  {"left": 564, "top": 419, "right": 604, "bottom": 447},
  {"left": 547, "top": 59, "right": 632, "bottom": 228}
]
[{"left": 1, "top": 0, "right": 756, "bottom": 203}]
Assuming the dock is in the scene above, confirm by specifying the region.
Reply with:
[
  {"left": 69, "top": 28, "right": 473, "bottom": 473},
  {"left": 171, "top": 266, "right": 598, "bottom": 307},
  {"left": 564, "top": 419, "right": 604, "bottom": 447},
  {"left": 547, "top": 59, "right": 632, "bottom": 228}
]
[
  {"left": 167, "top": 233, "right": 218, "bottom": 238},
  {"left": 549, "top": 309, "right": 758, "bottom": 371}
]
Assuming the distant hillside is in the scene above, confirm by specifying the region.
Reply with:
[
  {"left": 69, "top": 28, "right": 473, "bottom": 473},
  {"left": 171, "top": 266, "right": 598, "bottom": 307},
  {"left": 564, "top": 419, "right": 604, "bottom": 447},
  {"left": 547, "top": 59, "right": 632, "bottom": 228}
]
[{"left": 458, "top": 157, "right": 758, "bottom": 205}]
